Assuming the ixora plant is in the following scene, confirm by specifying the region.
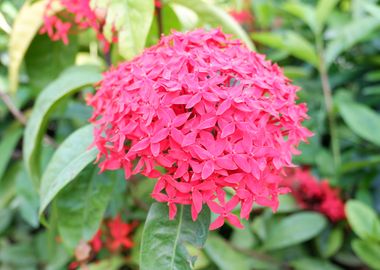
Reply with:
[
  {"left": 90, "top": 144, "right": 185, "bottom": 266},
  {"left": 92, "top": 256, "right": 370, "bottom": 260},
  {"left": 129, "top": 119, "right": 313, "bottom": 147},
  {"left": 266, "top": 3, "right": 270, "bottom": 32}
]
[
  {"left": 4, "top": 0, "right": 380, "bottom": 269},
  {"left": 39, "top": 26, "right": 312, "bottom": 268}
]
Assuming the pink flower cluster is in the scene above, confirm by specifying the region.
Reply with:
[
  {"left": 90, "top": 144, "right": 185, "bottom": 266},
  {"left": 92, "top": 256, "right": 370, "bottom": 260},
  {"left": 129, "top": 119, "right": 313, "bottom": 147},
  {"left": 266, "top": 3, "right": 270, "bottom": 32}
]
[
  {"left": 87, "top": 29, "right": 312, "bottom": 229},
  {"left": 282, "top": 168, "right": 346, "bottom": 222},
  {"left": 40, "top": 0, "right": 114, "bottom": 50}
]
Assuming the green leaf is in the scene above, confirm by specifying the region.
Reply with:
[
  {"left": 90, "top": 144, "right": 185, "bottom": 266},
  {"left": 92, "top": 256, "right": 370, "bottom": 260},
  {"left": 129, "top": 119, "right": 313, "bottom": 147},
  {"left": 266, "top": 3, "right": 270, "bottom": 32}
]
[
  {"left": 263, "top": 212, "right": 327, "bottom": 250},
  {"left": 161, "top": 4, "right": 182, "bottom": 34},
  {"left": 93, "top": 0, "right": 155, "bottom": 59},
  {"left": 338, "top": 100, "right": 380, "bottom": 146},
  {"left": 168, "top": 0, "right": 255, "bottom": 51},
  {"left": 204, "top": 234, "right": 251, "bottom": 270},
  {"left": 140, "top": 203, "right": 210, "bottom": 270},
  {"left": 55, "top": 168, "right": 115, "bottom": 250},
  {"left": 8, "top": 0, "right": 47, "bottom": 93},
  {"left": 315, "top": 0, "right": 339, "bottom": 32},
  {"left": 205, "top": 234, "right": 277, "bottom": 270},
  {"left": 87, "top": 256, "right": 124, "bottom": 270},
  {"left": 363, "top": 2, "right": 380, "bottom": 21},
  {"left": 25, "top": 34, "right": 78, "bottom": 91},
  {"left": 251, "top": 32, "right": 283, "bottom": 48},
  {"left": 39, "top": 125, "right": 97, "bottom": 215},
  {"left": 0, "top": 242, "right": 37, "bottom": 268},
  {"left": 251, "top": 0, "right": 276, "bottom": 29},
  {"left": 0, "top": 162, "right": 22, "bottom": 209},
  {"left": 16, "top": 165, "right": 39, "bottom": 227},
  {"left": 230, "top": 221, "right": 256, "bottom": 249},
  {"left": 291, "top": 257, "right": 342, "bottom": 270},
  {"left": 252, "top": 31, "right": 318, "bottom": 66},
  {"left": 352, "top": 239, "right": 380, "bottom": 270},
  {"left": 345, "top": 200, "right": 380, "bottom": 241},
  {"left": 316, "top": 227, "right": 343, "bottom": 258},
  {"left": 0, "top": 123, "right": 23, "bottom": 182},
  {"left": 282, "top": 2, "right": 317, "bottom": 33},
  {"left": 325, "top": 17, "right": 380, "bottom": 67},
  {"left": 23, "top": 66, "right": 101, "bottom": 187},
  {"left": 0, "top": 209, "right": 12, "bottom": 234},
  {"left": 0, "top": 10, "right": 11, "bottom": 34},
  {"left": 277, "top": 194, "right": 299, "bottom": 213},
  {"left": 340, "top": 155, "right": 380, "bottom": 173}
]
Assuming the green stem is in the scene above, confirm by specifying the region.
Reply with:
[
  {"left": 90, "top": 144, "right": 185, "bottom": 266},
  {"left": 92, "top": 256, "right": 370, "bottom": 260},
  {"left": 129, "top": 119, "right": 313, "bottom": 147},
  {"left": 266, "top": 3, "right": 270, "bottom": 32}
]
[
  {"left": 316, "top": 38, "right": 341, "bottom": 172},
  {"left": 156, "top": 4, "right": 164, "bottom": 38}
]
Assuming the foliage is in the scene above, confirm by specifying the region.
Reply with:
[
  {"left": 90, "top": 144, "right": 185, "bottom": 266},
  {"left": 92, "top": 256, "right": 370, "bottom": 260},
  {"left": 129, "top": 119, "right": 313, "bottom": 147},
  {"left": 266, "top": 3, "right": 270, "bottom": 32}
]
[{"left": 1, "top": 0, "right": 380, "bottom": 269}]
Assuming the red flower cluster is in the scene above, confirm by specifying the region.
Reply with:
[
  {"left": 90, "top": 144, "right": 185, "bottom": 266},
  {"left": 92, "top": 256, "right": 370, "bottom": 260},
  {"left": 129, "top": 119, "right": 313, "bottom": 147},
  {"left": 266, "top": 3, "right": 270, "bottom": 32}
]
[
  {"left": 87, "top": 29, "right": 312, "bottom": 229},
  {"left": 40, "top": 0, "right": 114, "bottom": 50},
  {"left": 69, "top": 215, "right": 137, "bottom": 269},
  {"left": 282, "top": 168, "right": 345, "bottom": 222},
  {"left": 229, "top": 10, "right": 253, "bottom": 25}
]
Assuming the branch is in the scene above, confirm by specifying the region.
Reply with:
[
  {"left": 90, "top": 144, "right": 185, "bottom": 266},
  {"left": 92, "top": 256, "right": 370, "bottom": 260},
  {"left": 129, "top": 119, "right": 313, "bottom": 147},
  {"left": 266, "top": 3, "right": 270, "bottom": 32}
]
[
  {"left": 0, "top": 90, "right": 57, "bottom": 147},
  {"left": 0, "top": 91, "right": 27, "bottom": 124}
]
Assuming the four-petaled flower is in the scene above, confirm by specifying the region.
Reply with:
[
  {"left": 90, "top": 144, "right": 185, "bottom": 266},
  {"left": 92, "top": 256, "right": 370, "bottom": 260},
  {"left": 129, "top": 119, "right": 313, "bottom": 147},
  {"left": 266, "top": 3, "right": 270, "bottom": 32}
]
[{"left": 107, "top": 215, "right": 136, "bottom": 252}]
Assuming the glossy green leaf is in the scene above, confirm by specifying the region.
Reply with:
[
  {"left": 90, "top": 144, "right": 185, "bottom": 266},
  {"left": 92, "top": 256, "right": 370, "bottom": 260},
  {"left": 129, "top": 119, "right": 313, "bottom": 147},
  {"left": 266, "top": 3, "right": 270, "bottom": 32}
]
[
  {"left": 140, "top": 203, "right": 210, "bottom": 270},
  {"left": 168, "top": 0, "right": 255, "bottom": 51},
  {"left": 345, "top": 200, "right": 380, "bottom": 241},
  {"left": 93, "top": 0, "right": 155, "bottom": 59},
  {"left": 25, "top": 34, "right": 78, "bottom": 91},
  {"left": 39, "top": 125, "right": 97, "bottom": 215},
  {"left": 205, "top": 233, "right": 277, "bottom": 270},
  {"left": 315, "top": 0, "right": 339, "bottom": 32},
  {"left": 252, "top": 31, "right": 318, "bottom": 66},
  {"left": 263, "top": 212, "right": 327, "bottom": 250},
  {"left": 352, "top": 240, "right": 380, "bottom": 270},
  {"left": 325, "top": 17, "right": 380, "bottom": 67},
  {"left": 8, "top": 0, "right": 47, "bottom": 93},
  {"left": 338, "top": 100, "right": 380, "bottom": 146},
  {"left": 55, "top": 168, "right": 115, "bottom": 250},
  {"left": 0, "top": 123, "right": 23, "bottom": 182},
  {"left": 23, "top": 66, "right": 101, "bottom": 187}
]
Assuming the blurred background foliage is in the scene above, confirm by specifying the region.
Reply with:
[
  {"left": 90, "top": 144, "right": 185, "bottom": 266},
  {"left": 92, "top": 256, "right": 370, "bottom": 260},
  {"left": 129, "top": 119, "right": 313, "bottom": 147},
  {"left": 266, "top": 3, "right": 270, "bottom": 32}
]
[{"left": 1, "top": 0, "right": 380, "bottom": 269}]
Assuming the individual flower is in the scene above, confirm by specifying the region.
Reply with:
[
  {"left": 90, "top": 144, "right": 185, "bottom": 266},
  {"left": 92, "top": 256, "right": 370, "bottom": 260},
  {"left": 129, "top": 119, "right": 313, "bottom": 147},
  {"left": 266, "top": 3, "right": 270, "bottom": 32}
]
[
  {"left": 40, "top": 0, "right": 115, "bottom": 51},
  {"left": 106, "top": 215, "right": 137, "bottom": 252},
  {"left": 68, "top": 215, "right": 136, "bottom": 269},
  {"left": 87, "top": 29, "right": 312, "bottom": 229},
  {"left": 282, "top": 168, "right": 346, "bottom": 222}
]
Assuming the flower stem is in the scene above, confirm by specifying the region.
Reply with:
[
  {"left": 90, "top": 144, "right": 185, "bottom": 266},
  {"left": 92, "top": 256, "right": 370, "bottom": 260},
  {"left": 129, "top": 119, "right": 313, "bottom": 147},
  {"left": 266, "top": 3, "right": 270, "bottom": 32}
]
[{"left": 316, "top": 40, "right": 341, "bottom": 171}]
